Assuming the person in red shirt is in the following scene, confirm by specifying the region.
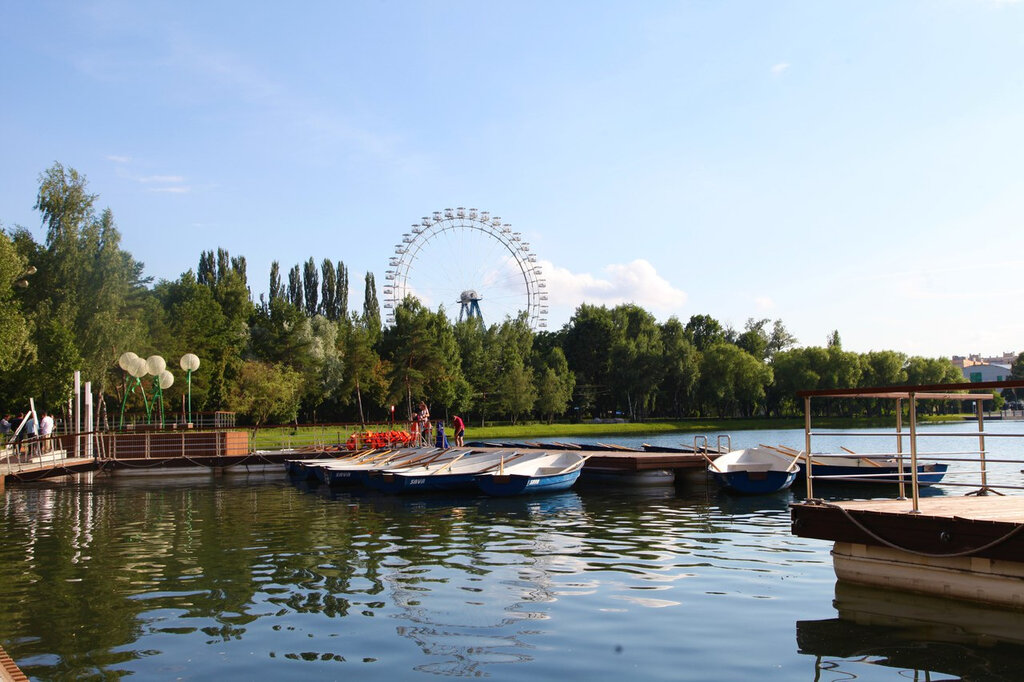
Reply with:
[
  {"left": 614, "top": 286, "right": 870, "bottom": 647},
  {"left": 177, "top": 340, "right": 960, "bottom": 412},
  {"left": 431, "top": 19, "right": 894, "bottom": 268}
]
[{"left": 452, "top": 415, "right": 465, "bottom": 447}]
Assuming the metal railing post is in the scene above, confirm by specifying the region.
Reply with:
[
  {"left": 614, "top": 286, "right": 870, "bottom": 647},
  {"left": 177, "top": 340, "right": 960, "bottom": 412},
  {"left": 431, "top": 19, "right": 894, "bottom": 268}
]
[
  {"left": 908, "top": 393, "right": 920, "bottom": 513},
  {"left": 976, "top": 399, "right": 988, "bottom": 492},
  {"left": 804, "top": 396, "right": 814, "bottom": 499},
  {"left": 895, "top": 398, "right": 905, "bottom": 499}
]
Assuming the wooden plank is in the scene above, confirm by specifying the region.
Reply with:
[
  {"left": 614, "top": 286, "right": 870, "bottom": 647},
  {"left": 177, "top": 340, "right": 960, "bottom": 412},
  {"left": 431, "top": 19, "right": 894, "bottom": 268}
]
[{"left": 790, "top": 498, "right": 1024, "bottom": 562}]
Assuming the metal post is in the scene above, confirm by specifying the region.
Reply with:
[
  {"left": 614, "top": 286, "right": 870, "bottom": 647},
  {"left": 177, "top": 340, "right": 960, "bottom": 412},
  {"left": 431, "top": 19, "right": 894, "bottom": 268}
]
[
  {"left": 895, "top": 398, "right": 905, "bottom": 499},
  {"left": 804, "top": 396, "right": 814, "bottom": 500},
  {"left": 976, "top": 399, "right": 988, "bottom": 493},
  {"left": 74, "top": 371, "right": 81, "bottom": 459},
  {"left": 85, "top": 382, "right": 93, "bottom": 459},
  {"left": 908, "top": 393, "right": 920, "bottom": 513}
]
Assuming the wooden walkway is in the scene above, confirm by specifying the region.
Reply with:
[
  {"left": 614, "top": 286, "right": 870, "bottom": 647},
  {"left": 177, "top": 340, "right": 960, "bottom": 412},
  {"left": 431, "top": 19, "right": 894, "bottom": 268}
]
[
  {"left": 2, "top": 443, "right": 713, "bottom": 485},
  {"left": 791, "top": 495, "right": 1024, "bottom": 562}
]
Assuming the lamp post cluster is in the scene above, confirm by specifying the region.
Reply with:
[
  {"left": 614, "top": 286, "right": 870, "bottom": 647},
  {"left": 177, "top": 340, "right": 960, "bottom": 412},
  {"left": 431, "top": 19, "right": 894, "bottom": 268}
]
[{"left": 117, "top": 352, "right": 200, "bottom": 428}]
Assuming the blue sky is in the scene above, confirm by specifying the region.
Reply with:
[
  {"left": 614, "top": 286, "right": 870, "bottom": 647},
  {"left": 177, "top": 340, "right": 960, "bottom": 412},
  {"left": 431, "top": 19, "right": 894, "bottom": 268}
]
[{"left": 2, "top": 1, "right": 1023, "bottom": 358}]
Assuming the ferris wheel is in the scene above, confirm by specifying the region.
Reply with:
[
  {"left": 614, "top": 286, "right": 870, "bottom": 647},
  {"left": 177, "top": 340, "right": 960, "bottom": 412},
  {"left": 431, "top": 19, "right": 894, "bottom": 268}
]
[{"left": 383, "top": 208, "right": 548, "bottom": 330}]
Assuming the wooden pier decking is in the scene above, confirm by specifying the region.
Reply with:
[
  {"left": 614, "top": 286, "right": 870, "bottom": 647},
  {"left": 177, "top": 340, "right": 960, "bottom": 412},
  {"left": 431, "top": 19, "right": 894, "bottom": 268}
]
[
  {"left": 789, "top": 378, "right": 1024, "bottom": 608},
  {"left": 2, "top": 439, "right": 714, "bottom": 485},
  {"left": 791, "top": 496, "right": 1024, "bottom": 562}
]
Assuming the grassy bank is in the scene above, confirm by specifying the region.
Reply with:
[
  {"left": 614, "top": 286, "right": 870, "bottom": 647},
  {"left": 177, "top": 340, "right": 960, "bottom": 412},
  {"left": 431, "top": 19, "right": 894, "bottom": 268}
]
[
  {"left": 465, "top": 415, "right": 964, "bottom": 440},
  {"left": 248, "top": 414, "right": 967, "bottom": 448}
]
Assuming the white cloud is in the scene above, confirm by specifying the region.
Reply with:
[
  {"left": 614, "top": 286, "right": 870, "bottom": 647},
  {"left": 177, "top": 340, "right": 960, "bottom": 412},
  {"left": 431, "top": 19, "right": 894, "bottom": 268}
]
[
  {"left": 754, "top": 295, "right": 775, "bottom": 311},
  {"left": 147, "top": 186, "right": 191, "bottom": 194},
  {"left": 771, "top": 62, "right": 791, "bottom": 75},
  {"left": 105, "top": 155, "right": 132, "bottom": 164},
  {"left": 541, "top": 259, "right": 687, "bottom": 314},
  {"left": 139, "top": 175, "right": 186, "bottom": 184}
]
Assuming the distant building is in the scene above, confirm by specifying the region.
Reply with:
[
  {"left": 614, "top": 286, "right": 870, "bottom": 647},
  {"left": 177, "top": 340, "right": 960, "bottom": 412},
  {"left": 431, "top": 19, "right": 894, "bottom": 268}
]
[
  {"left": 952, "top": 352, "right": 1018, "bottom": 369},
  {"left": 961, "top": 363, "right": 1012, "bottom": 383}
]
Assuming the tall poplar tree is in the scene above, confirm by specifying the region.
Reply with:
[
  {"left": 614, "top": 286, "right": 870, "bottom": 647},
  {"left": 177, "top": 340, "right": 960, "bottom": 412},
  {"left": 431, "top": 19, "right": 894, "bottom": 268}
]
[
  {"left": 269, "top": 261, "right": 283, "bottom": 302},
  {"left": 362, "top": 272, "right": 381, "bottom": 346},
  {"left": 302, "top": 257, "right": 319, "bottom": 317},
  {"left": 287, "top": 265, "right": 303, "bottom": 310},
  {"left": 320, "top": 259, "right": 338, "bottom": 320}
]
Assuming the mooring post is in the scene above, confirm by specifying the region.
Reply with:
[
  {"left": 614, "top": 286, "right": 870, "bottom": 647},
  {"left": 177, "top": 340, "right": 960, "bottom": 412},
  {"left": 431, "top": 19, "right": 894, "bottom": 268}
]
[
  {"left": 908, "top": 392, "right": 920, "bottom": 513},
  {"left": 976, "top": 399, "right": 988, "bottom": 492}
]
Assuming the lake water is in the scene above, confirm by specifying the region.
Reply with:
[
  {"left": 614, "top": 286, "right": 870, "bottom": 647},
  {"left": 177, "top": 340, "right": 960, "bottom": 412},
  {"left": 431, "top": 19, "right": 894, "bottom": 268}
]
[{"left": 3, "top": 423, "right": 1024, "bottom": 681}]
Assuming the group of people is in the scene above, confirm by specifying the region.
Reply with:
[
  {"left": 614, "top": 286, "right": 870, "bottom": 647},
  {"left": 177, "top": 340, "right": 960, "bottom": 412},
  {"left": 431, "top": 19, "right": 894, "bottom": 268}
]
[
  {"left": 409, "top": 402, "right": 465, "bottom": 448},
  {"left": 1, "top": 410, "right": 55, "bottom": 458}
]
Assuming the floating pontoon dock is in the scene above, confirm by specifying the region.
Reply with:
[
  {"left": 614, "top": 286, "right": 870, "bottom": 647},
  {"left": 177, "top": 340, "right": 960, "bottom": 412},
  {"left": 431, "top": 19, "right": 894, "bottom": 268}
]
[{"left": 789, "top": 379, "right": 1024, "bottom": 608}]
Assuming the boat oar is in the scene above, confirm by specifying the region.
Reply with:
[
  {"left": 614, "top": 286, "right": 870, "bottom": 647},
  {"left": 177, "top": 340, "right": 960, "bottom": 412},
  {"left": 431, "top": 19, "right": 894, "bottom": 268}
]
[
  {"left": 478, "top": 452, "right": 527, "bottom": 474},
  {"left": 840, "top": 446, "right": 883, "bottom": 467},
  {"left": 431, "top": 452, "right": 467, "bottom": 475},
  {"left": 755, "top": 443, "right": 810, "bottom": 472},
  {"left": 699, "top": 450, "right": 724, "bottom": 473}
]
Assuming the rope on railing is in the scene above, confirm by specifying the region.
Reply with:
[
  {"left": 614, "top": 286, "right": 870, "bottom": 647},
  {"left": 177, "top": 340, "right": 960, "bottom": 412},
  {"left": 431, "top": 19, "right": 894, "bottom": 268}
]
[{"left": 817, "top": 499, "right": 1024, "bottom": 559}]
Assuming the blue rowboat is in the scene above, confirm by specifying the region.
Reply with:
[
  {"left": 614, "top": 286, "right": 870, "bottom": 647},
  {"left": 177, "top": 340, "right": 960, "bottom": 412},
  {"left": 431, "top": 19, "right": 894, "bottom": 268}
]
[
  {"left": 709, "top": 447, "right": 797, "bottom": 495},
  {"left": 317, "top": 448, "right": 450, "bottom": 487},
  {"left": 474, "top": 451, "right": 585, "bottom": 496},
  {"left": 364, "top": 450, "right": 518, "bottom": 494},
  {"left": 793, "top": 456, "right": 948, "bottom": 486},
  {"left": 754, "top": 445, "right": 950, "bottom": 487}
]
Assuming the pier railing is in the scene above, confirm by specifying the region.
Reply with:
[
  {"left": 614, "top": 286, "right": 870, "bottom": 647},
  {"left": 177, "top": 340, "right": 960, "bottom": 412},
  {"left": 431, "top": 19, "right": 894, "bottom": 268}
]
[
  {"left": 797, "top": 379, "right": 1024, "bottom": 512},
  {"left": 1, "top": 422, "right": 421, "bottom": 479}
]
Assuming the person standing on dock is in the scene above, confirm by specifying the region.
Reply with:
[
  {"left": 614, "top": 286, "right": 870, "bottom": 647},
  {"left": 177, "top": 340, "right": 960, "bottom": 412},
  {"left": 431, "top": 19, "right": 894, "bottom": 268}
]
[
  {"left": 39, "top": 410, "right": 54, "bottom": 453},
  {"left": 23, "top": 412, "right": 38, "bottom": 458},
  {"left": 417, "top": 402, "right": 431, "bottom": 446},
  {"left": 452, "top": 414, "right": 465, "bottom": 447}
]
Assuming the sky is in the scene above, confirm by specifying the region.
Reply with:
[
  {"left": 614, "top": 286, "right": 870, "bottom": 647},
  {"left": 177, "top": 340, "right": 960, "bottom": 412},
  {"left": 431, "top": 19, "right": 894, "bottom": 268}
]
[{"left": 2, "top": 0, "right": 1024, "bottom": 359}]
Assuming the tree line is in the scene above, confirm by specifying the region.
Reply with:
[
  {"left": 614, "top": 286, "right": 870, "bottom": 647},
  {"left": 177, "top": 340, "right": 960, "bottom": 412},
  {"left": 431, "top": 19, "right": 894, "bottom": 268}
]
[{"left": 3, "top": 163, "right": 1019, "bottom": 427}]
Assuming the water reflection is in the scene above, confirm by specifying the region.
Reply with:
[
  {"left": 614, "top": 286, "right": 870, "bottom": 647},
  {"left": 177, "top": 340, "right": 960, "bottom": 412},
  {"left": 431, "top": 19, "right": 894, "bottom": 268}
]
[
  {"left": 797, "top": 581, "right": 1024, "bottom": 680},
  {"left": 1, "top": 471, "right": 1019, "bottom": 680}
]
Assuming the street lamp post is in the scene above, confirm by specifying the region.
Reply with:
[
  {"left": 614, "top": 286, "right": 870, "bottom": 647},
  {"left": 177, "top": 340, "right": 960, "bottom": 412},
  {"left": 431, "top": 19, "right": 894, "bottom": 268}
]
[{"left": 179, "top": 354, "right": 200, "bottom": 427}]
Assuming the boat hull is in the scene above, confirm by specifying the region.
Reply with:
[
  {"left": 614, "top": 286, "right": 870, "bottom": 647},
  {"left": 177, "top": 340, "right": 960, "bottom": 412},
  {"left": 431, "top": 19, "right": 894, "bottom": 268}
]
[
  {"left": 364, "top": 471, "right": 478, "bottom": 494},
  {"left": 797, "top": 462, "right": 948, "bottom": 486},
  {"left": 475, "top": 469, "right": 581, "bottom": 496},
  {"left": 712, "top": 469, "right": 796, "bottom": 495}
]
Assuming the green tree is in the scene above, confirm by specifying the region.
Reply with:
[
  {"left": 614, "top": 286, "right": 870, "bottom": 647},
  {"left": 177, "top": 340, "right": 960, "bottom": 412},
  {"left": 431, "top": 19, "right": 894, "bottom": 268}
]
[
  {"left": 362, "top": 272, "right": 381, "bottom": 346},
  {"left": 454, "top": 317, "right": 490, "bottom": 422},
  {"left": 300, "top": 315, "right": 345, "bottom": 422},
  {"left": 562, "top": 304, "right": 615, "bottom": 416},
  {"left": 609, "top": 304, "right": 663, "bottom": 421},
  {"left": 337, "top": 261, "right": 349, "bottom": 321},
  {"left": 228, "top": 361, "right": 303, "bottom": 428},
  {"left": 320, "top": 259, "right": 338, "bottom": 320},
  {"left": 491, "top": 314, "right": 537, "bottom": 423},
  {"left": 302, "top": 257, "right": 319, "bottom": 317},
  {"left": 0, "top": 230, "right": 35, "bottom": 376},
  {"left": 28, "top": 164, "right": 148, "bottom": 396},
  {"left": 685, "top": 314, "right": 726, "bottom": 352},
  {"left": 700, "top": 343, "right": 772, "bottom": 417},
  {"left": 658, "top": 317, "right": 701, "bottom": 418},
  {"left": 534, "top": 347, "right": 575, "bottom": 423},
  {"left": 287, "top": 264, "right": 303, "bottom": 310},
  {"left": 496, "top": 358, "right": 536, "bottom": 424},
  {"left": 342, "top": 315, "right": 385, "bottom": 424},
  {"left": 425, "top": 306, "right": 471, "bottom": 416},
  {"left": 381, "top": 297, "right": 443, "bottom": 417},
  {"left": 269, "top": 261, "right": 283, "bottom": 302}
]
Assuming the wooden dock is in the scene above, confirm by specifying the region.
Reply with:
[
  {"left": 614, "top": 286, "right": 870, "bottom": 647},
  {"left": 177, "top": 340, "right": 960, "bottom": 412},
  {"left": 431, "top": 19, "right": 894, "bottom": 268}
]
[
  {"left": 790, "top": 378, "right": 1024, "bottom": 608},
  {"left": 2, "top": 440, "right": 714, "bottom": 486},
  {"left": 792, "top": 496, "right": 1024, "bottom": 608}
]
